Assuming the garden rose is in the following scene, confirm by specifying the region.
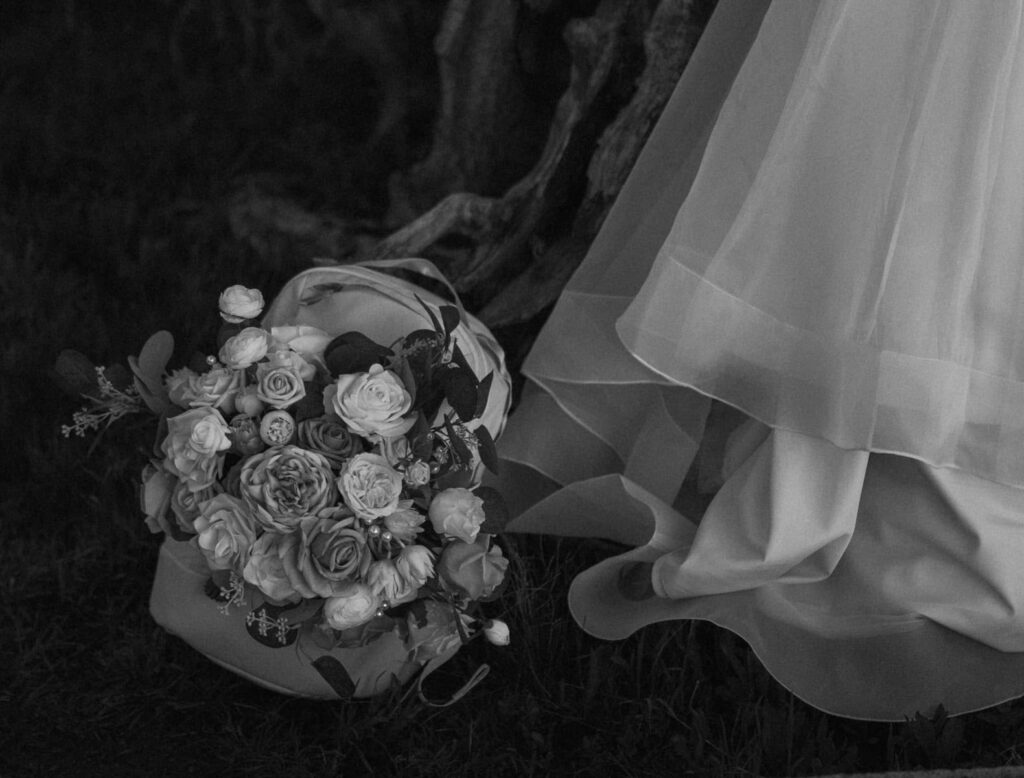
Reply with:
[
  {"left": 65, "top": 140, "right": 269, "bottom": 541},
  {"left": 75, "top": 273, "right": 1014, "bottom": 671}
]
[
  {"left": 243, "top": 532, "right": 300, "bottom": 603},
  {"left": 326, "top": 364, "right": 414, "bottom": 439},
  {"left": 219, "top": 327, "right": 269, "bottom": 370},
  {"left": 259, "top": 409, "right": 296, "bottom": 446},
  {"left": 281, "top": 515, "right": 370, "bottom": 598},
  {"left": 161, "top": 407, "right": 231, "bottom": 492},
  {"left": 395, "top": 545, "right": 434, "bottom": 588},
  {"left": 383, "top": 506, "right": 425, "bottom": 542},
  {"left": 297, "top": 417, "right": 362, "bottom": 469},
  {"left": 428, "top": 488, "right": 486, "bottom": 543},
  {"left": 194, "top": 493, "right": 259, "bottom": 572},
  {"left": 219, "top": 284, "right": 264, "bottom": 323},
  {"left": 239, "top": 444, "right": 336, "bottom": 531},
  {"left": 255, "top": 357, "right": 306, "bottom": 409},
  {"left": 229, "top": 414, "right": 265, "bottom": 457},
  {"left": 438, "top": 536, "right": 508, "bottom": 600},
  {"left": 165, "top": 366, "right": 242, "bottom": 411},
  {"left": 365, "top": 559, "right": 416, "bottom": 605},
  {"left": 338, "top": 453, "right": 403, "bottom": 520},
  {"left": 323, "top": 583, "right": 380, "bottom": 630}
]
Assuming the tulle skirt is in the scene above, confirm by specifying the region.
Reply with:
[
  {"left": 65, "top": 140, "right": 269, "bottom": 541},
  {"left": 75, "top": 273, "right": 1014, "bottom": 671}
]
[{"left": 498, "top": 0, "right": 1024, "bottom": 720}]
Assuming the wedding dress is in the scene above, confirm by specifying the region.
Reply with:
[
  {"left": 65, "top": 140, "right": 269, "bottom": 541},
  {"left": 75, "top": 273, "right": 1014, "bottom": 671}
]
[{"left": 498, "top": 0, "right": 1024, "bottom": 721}]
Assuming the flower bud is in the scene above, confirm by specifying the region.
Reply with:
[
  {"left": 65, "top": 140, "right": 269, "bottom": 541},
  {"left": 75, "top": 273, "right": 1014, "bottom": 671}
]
[
  {"left": 483, "top": 619, "right": 510, "bottom": 646},
  {"left": 219, "top": 285, "right": 264, "bottom": 323}
]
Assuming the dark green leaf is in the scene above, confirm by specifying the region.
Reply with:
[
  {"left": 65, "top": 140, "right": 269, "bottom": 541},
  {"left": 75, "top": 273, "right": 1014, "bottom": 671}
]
[
  {"left": 475, "top": 425, "right": 500, "bottom": 475},
  {"left": 324, "top": 332, "right": 393, "bottom": 376},
  {"left": 475, "top": 371, "right": 494, "bottom": 418},
  {"left": 416, "top": 294, "right": 443, "bottom": 333},
  {"left": 440, "top": 305, "right": 460, "bottom": 336},
  {"left": 450, "top": 343, "right": 471, "bottom": 373},
  {"left": 476, "top": 485, "right": 509, "bottom": 533},
  {"left": 443, "top": 367, "right": 479, "bottom": 422},
  {"left": 311, "top": 656, "right": 356, "bottom": 699},
  {"left": 290, "top": 381, "right": 327, "bottom": 423},
  {"left": 216, "top": 321, "right": 244, "bottom": 349}
]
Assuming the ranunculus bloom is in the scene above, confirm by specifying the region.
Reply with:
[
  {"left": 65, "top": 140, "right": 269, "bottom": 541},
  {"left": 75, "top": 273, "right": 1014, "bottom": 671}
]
[
  {"left": 297, "top": 417, "right": 362, "bottom": 469},
  {"left": 243, "top": 532, "right": 301, "bottom": 603},
  {"left": 338, "top": 453, "right": 404, "bottom": 521},
  {"left": 194, "top": 493, "right": 259, "bottom": 572},
  {"left": 141, "top": 462, "right": 176, "bottom": 535},
  {"left": 219, "top": 327, "right": 269, "bottom": 370},
  {"left": 229, "top": 414, "right": 266, "bottom": 457},
  {"left": 281, "top": 515, "right": 370, "bottom": 598},
  {"left": 395, "top": 545, "right": 434, "bottom": 588},
  {"left": 383, "top": 506, "right": 425, "bottom": 542},
  {"left": 219, "top": 284, "right": 264, "bottom": 323},
  {"left": 323, "top": 582, "right": 380, "bottom": 630},
  {"left": 161, "top": 407, "right": 231, "bottom": 492},
  {"left": 239, "top": 445, "right": 336, "bottom": 531},
  {"left": 438, "top": 536, "right": 508, "bottom": 600},
  {"left": 326, "top": 364, "right": 415, "bottom": 440},
  {"left": 255, "top": 357, "right": 306, "bottom": 410},
  {"left": 365, "top": 559, "right": 416, "bottom": 605},
  {"left": 403, "top": 460, "right": 431, "bottom": 487},
  {"left": 259, "top": 410, "right": 296, "bottom": 446},
  {"left": 428, "top": 488, "right": 486, "bottom": 543},
  {"left": 170, "top": 481, "right": 219, "bottom": 534},
  {"left": 166, "top": 366, "right": 243, "bottom": 411}
]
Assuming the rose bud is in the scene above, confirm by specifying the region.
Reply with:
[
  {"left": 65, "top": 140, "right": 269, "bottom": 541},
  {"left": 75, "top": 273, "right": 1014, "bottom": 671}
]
[
  {"left": 429, "top": 488, "right": 486, "bottom": 544},
  {"left": 483, "top": 619, "right": 511, "bottom": 646},
  {"left": 395, "top": 545, "right": 434, "bottom": 588}
]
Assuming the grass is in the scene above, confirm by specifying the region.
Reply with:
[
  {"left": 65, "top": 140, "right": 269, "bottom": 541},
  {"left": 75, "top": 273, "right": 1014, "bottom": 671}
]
[{"left": 5, "top": 2, "right": 1024, "bottom": 776}]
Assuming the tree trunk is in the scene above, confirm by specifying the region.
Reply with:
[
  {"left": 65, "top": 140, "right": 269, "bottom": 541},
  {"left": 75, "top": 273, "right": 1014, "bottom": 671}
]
[{"left": 231, "top": 0, "right": 715, "bottom": 334}]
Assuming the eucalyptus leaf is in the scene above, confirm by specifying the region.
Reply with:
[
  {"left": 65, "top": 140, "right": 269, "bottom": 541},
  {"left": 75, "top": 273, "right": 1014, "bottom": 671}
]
[
  {"left": 440, "top": 305, "right": 460, "bottom": 336},
  {"left": 311, "top": 656, "right": 356, "bottom": 699},
  {"left": 443, "top": 367, "right": 478, "bottom": 422},
  {"left": 474, "top": 424, "right": 500, "bottom": 475},
  {"left": 324, "top": 331, "right": 393, "bottom": 376},
  {"left": 54, "top": 349, "right": 102, "bottom": 399}
]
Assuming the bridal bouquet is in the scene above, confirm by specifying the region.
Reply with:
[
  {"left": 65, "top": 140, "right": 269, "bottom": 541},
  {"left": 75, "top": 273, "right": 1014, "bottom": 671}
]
[{"left": 60, "top": 260, "right": 513, "bottom": 700}]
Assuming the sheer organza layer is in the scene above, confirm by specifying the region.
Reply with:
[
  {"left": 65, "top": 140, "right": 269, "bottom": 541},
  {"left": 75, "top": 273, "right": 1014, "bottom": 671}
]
[
  {"left": 498, "top": 0, "right": 1024, "bottom": 720},
  {"left": 622, "top": 0, "right": 1024, "bottom": 487}
]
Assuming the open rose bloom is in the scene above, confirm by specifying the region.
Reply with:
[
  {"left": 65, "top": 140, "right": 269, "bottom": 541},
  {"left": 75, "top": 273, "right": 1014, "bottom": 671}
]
[{"left": 147, "top": 260, "right": 512, "bottom": 699}]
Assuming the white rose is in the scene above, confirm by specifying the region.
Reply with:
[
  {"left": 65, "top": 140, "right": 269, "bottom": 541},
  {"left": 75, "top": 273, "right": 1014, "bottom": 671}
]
[
  {"left": 219, "top": 327, "right": 270, "bottom": 370},
  {"left": 323, "top": 583, "right": 380, "bottom": 630},
  {"left": 219, "top": 285, "right": 264, "bottom": 323},
  {"left": 327, "top": 364, "right": 414, "bottom": 440},
  {"left": 428, "top": 488, "right": 486, "bottom": 544}
]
